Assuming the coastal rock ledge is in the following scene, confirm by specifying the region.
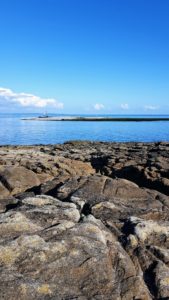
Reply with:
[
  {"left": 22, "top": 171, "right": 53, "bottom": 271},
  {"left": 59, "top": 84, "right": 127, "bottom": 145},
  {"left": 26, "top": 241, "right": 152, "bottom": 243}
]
[{"left": 0, "top": 141, "right": 169, "bottom": 300}]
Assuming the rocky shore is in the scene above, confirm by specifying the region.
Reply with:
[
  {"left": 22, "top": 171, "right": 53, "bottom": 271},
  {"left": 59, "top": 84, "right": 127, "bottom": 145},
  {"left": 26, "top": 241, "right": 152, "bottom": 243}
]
[{"left": 0, "top": 141, "right": 169, "bottom": 299}]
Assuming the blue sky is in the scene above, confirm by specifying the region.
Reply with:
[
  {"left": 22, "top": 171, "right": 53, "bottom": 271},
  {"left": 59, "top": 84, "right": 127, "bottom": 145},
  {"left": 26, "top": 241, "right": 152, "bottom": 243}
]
[{"left": 0, "top": 0, "right": 169, "bottom": 114}]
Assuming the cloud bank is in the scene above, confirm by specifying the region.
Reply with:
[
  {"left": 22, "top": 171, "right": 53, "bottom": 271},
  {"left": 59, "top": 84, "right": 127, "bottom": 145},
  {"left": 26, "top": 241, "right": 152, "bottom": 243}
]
[
  {"left": 0, "top": 87, "right": 64, "bottom": 109},
  {"left": 144, "top": 105, "right": 159, "bottom": 111},
  {"left": 94, "top": 103, "right": 105, "bottom": 110}
]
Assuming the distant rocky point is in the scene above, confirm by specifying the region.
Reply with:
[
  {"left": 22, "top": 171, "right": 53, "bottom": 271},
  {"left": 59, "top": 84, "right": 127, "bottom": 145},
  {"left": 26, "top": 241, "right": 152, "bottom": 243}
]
[{"left": 0, "top": 141, "right": 169, "bottom": 299}]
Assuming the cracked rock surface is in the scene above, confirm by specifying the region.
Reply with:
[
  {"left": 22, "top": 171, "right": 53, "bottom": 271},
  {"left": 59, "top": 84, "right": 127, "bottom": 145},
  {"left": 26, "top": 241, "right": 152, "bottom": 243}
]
[{"left": 0, "top": 141, "right": 169, "bottom": 299}]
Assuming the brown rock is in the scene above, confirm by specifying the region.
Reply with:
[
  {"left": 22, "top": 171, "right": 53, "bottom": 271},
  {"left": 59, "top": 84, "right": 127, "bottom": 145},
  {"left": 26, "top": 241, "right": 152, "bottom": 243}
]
[
  {"left": 57, "top": 175, "right": 165, "bottom": 222},
  {"left": 0, "top": 166, "right": 40, "bottom": 195},
  {"left": 0, "top": 182, "right": 10, "bottom": 199}
]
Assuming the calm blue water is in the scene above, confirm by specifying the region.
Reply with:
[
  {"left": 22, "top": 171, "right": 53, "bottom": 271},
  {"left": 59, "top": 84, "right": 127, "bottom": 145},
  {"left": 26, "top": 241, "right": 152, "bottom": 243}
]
[{"left": 0, "top": 113, "right": 169, "bottom": 145}]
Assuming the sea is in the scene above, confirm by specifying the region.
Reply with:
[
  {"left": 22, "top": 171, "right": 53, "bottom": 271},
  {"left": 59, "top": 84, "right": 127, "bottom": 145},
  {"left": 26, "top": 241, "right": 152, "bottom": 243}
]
[{"left": 0, "top": 113, "right": 169, "bottom": 145}]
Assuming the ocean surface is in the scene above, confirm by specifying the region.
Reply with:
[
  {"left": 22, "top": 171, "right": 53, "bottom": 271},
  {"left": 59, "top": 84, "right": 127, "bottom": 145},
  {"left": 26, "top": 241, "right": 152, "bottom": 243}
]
[{"left": 0, "top": 113, "right": 169, "bottom": 145}]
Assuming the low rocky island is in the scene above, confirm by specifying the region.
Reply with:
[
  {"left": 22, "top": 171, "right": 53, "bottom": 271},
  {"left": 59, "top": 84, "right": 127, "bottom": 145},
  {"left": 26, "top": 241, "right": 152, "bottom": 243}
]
[
  {"left": 0, "top": 141, "right": 169, "bottom": 299},
  {"left": 22, "top": 116, "right": 169, "bottom": 122}
]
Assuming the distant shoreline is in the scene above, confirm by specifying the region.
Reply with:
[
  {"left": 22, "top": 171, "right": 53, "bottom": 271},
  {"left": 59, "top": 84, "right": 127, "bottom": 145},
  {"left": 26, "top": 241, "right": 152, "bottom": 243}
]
[{"left": 22, "top": 116, "right": 169, "bottom": 122}]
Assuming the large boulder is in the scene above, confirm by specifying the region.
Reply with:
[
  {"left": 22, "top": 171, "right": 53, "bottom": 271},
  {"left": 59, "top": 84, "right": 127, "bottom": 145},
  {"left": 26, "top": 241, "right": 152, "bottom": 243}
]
[
  {"left": 57, "top": 175, "right": 168, "bottom": 222},
  {"left": 0, "top": 166, "right": 40, "bottom": 195},
  {"left": 0, "top": 195, "right": 151, "bottom": 300}
]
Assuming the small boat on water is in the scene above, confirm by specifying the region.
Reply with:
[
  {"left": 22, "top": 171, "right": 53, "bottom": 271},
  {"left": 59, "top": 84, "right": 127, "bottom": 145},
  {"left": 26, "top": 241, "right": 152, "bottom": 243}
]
[{"left": 38, "top": 112, "right": 49, "bottom": 118}]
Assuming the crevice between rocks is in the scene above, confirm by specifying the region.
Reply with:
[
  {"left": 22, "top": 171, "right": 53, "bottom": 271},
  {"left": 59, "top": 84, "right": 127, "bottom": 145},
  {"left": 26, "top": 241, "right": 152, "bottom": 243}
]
[
  {"left": 0, "top": 174, "right": 12, "bottom": 192},
  {"left": 81, "top": 203, "right": 91, "bottom": 216},
  {"left": 90, "top": 156, "right": 110, "bottom": 174},
  {"left": 143, "top": 261, "right": 158, "bottom": 299},
  {"left": 5, "top": 201, "right": 22, "bottom": 212}
]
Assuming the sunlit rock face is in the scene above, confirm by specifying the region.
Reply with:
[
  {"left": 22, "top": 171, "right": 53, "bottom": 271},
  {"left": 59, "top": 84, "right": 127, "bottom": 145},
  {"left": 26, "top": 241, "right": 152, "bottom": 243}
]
[{"left": 0, "top": 141, "right": 169, "bottom": 299}]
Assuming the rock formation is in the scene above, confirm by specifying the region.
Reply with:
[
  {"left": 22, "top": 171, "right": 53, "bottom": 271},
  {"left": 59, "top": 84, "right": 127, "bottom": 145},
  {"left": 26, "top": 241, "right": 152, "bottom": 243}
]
[{"left": 0, "top": 141, "right": 169, "bottom": 299}]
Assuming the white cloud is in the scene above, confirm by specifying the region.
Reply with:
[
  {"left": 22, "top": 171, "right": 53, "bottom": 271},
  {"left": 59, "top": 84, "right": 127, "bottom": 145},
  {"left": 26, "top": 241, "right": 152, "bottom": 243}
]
[
  {"left": 120, "top": 103, "right": 129, "bottom": 110},
  {"left": 0, "top": 87, "right": 64, "bottom": 109},
  {"left": 94, "top": 103, "right": 105, "bottom": 110},
  {"left": 144, "top": 105, "right": 159, "bottom": 110}
]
